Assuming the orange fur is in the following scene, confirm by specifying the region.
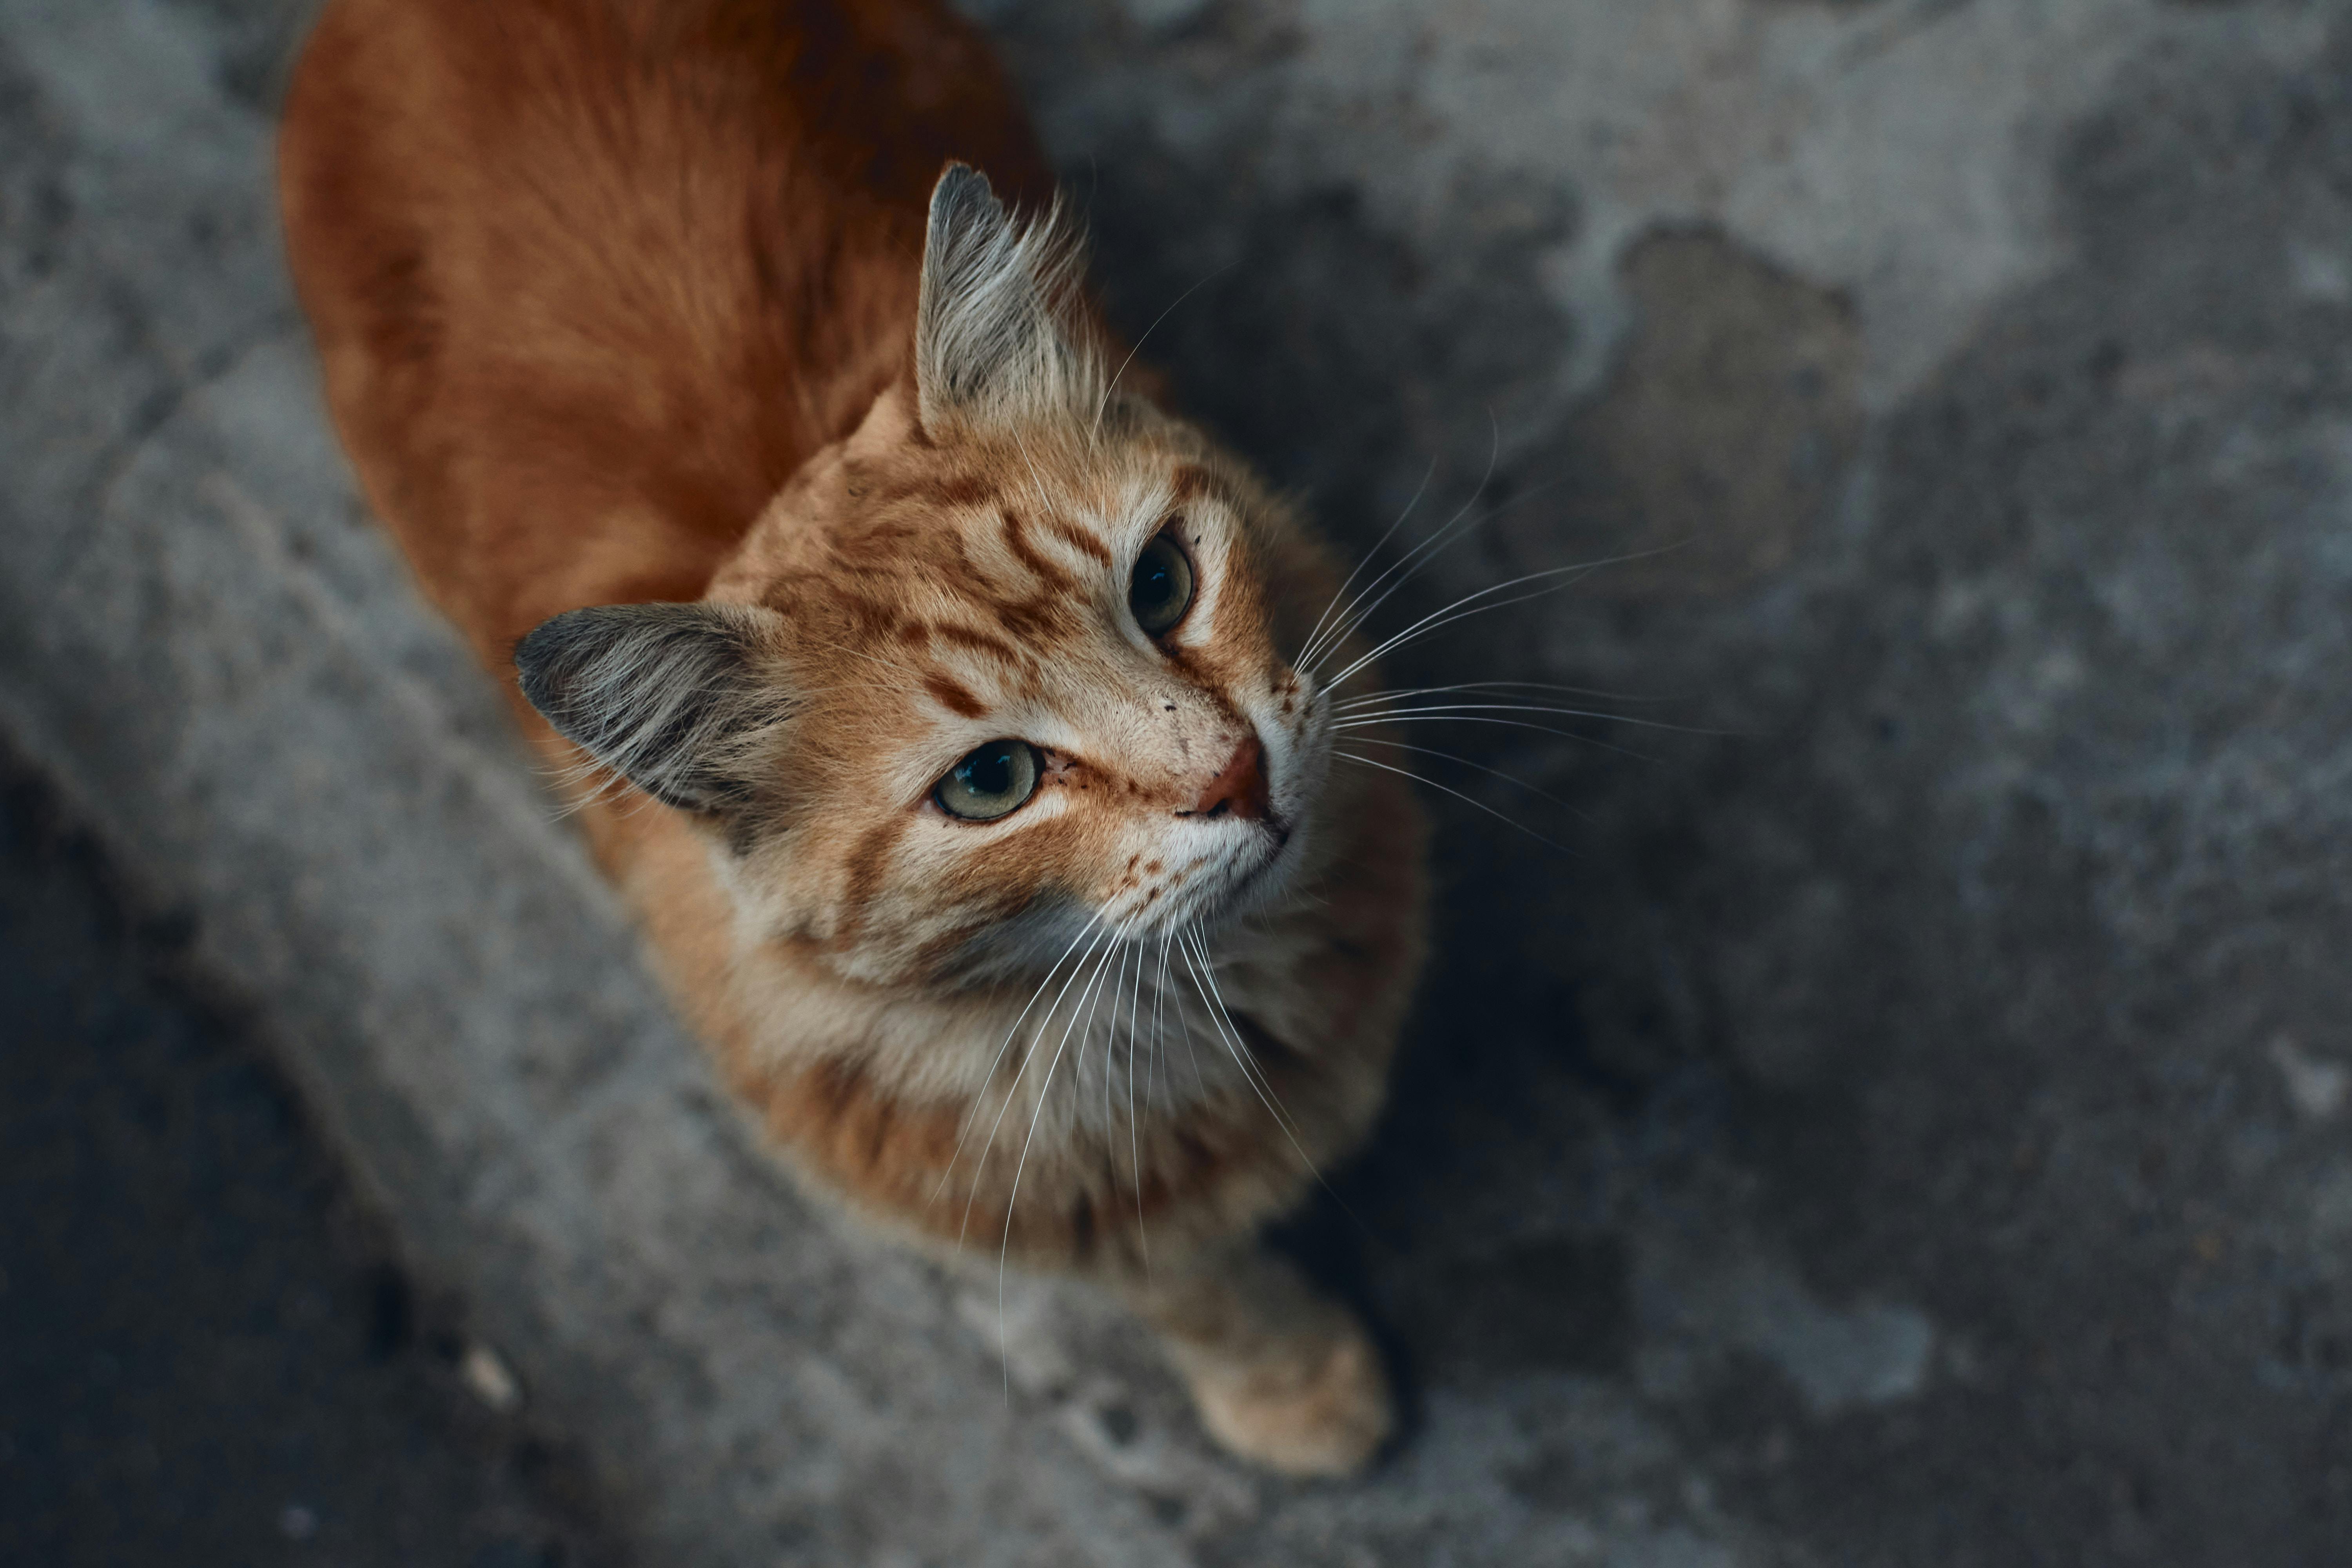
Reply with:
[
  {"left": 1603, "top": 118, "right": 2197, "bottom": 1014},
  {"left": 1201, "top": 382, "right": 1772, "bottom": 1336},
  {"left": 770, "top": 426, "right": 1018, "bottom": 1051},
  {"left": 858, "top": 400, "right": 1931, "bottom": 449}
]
[{"left": 280, "top": 0, "right": 1426, "bottom": 1475}]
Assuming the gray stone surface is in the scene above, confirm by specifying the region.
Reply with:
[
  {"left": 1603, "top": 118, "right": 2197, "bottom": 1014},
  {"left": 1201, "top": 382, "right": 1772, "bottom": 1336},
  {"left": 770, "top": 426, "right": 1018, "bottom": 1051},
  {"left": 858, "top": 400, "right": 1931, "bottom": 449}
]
[
  {"left": 0, "top": 740, "right": 611, "bottom": 1568},
  {"left": 4, "top": 0, "right": 2350, "bottom": 1562}
]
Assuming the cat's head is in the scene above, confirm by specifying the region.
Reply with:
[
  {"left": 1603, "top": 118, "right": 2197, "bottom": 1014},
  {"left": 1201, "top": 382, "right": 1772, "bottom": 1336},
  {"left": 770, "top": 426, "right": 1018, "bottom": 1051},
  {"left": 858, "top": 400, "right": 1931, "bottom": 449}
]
[{"left": 516, "top": 166, "right": 1356, "bottom": 990}]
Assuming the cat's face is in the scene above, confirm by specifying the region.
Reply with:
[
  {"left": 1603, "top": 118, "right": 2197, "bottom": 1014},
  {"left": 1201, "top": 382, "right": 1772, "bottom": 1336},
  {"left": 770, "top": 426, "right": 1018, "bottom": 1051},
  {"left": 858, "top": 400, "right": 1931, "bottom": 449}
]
[
  {"left": 517, "top": 167, "right": 1355, "bottom": 991},
  {"left": 715, "top": 388, "right": 1343, "bottom": 985}
]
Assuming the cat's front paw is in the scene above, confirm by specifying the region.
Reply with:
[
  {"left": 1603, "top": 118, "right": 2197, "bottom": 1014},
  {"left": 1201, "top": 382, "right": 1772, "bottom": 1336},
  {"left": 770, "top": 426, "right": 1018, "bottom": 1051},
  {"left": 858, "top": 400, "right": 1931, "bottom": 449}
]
[{"left": 1183, "top": 1319, "right": 1394, "bottom": 1478}]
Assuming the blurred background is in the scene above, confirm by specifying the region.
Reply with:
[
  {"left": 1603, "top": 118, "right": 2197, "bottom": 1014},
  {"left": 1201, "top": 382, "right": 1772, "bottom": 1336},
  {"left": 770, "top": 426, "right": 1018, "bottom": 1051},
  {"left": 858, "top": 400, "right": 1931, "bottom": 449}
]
[{"left": 5, "top": 0, "right": 2351, "bottom": 1563}]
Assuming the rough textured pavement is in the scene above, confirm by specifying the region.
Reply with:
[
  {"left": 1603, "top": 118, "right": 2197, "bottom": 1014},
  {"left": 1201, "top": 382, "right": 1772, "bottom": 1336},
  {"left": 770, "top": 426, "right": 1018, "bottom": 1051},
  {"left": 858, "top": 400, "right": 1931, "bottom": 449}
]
[
  {"left": 0, "top": 746, "right": 610, "bottom": 1567},
  {"left": 4, "top": 0, "right": 2350, "bottom": 1563}
]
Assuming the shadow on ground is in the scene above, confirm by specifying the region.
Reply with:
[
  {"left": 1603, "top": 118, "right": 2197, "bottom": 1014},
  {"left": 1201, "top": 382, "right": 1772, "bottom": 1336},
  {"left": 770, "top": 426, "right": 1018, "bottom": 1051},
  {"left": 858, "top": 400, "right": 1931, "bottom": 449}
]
[
  {"left": 984, "top": 3, "right": 2352, "bottom": 1563},
  {"left": 0, "top": 747, "right": 614, "bottom": 1568}
]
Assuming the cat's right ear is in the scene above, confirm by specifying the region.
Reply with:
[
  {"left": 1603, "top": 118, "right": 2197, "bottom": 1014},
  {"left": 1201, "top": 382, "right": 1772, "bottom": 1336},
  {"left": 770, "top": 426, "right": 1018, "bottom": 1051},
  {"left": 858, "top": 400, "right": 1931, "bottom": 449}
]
[
  {"left": 914, "top": 163, "right": 1100, "bottom": 436},
  {"left": 514, "top": 603, "right": 791, "bottom": 815}
]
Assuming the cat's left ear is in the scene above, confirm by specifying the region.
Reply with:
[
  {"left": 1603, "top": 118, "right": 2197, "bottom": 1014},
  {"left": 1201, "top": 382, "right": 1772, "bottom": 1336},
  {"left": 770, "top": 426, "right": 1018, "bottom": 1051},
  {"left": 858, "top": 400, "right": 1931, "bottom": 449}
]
[
  {"left": 914, "top": 163, "right": 1099, "bottom": 435},
  {"left": 514, "top": 603, "right": 792, "bottom": 815}
]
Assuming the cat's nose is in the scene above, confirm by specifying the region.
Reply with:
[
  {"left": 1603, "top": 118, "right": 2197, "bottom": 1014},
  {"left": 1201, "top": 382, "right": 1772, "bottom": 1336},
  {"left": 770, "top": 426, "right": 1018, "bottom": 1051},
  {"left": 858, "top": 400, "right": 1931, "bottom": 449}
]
[{"left": 1188, "top": 736, "right": 1269, "bottom": 822}]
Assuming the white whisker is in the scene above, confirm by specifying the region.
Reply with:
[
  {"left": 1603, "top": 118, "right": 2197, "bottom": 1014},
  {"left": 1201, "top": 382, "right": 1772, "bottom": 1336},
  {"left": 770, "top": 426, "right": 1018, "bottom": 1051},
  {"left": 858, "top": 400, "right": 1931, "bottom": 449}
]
[
  {"left": 1101, "top": 938, "right": 1127, "bottom": 1138},
  {"left": 1122, "top": 937, "right": 1151, "bottom": 1274},
  {"left": 1089, "top": 262, "right": 1236, "bottom": 449},
  {"left": 1339, "top": 711, "right": 1665, "bottom": 765},
  {"left": 1180, "top": 929, "right": 1375, "bottom": 1231},
  {"left": 1302, "top": 417, "right": 1501, "bottom": 676},
  {"left": 1335, "top": 699, "right": 1722, "bottom": 738},
  {"left": 1295, "top": 456, "right": 1438, "bottom": 671},
  {"left": 996, "top": 918, "right": 1137, "bottom": 1352},
  {"left": 955, "top": 919, "right": 1114, "bottom": 1247},
  {"left": 1334, "top": 749, "right": 1576, "bottom": 855},
  {"left": 1178, "top": 933, "right": 1282, "bottom": 1128},
  {"left": 1147, "top": 928, "right": 1169, "bottom": 1125},
  {"left": 1335, "top": 678, "right": 1684, "bottom": 711},
  {"left": 1319, "top": 558, "right": 1608, "bottom": 693},
  {"left": 1181, "top": 930, "right": 1325, "bottom": 1155},
  {"left": 1168, "top": 928, "right": 1213, "bottom": 1103},
  {"left": 1323, "top": 538, "right": 1694, "bottom": 694},
  {"left": 1335, "top": 735, "right": 1595, "bottom": 824},
  {"left": 933, "top": 912, "right": 1107, "bottom": 1212}
]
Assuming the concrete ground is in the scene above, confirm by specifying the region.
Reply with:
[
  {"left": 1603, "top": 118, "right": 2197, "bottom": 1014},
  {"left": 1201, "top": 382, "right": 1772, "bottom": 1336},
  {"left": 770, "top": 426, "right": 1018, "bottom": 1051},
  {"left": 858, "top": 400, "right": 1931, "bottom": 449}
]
[
  {"left": 0, "top": 744, "right": 611, "bottom": 1568},
  {"left": 4, "top": 0, "right": 2350, "bottom": 1563}
]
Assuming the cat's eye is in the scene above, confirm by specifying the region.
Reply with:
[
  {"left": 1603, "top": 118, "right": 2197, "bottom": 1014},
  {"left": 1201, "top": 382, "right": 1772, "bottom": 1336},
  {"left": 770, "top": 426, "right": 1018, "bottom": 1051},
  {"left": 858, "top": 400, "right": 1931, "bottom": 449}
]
[
  {"left": 935, "top": 739, "right": 1041, "bottom": 821},
  {"left": 1129, "top": 529, "right": 1195, "bottom": 638}
]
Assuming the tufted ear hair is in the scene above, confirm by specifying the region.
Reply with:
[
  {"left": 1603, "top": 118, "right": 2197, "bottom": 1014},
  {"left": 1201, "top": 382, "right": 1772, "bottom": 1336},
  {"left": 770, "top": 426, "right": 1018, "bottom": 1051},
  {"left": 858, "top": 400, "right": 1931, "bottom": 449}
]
[
  {"left": 914, "top": 163, "right": 1102, "bottom": 435},
  {"left": 514, "top": 603, "right": 792, "bottom": 815}
]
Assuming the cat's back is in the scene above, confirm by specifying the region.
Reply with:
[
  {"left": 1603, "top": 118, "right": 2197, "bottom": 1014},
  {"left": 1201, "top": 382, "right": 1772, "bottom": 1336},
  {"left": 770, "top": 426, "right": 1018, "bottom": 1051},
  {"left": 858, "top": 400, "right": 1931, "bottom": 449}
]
[{"left": 280, "top": 0, "right": 1056, "bottom": 664}]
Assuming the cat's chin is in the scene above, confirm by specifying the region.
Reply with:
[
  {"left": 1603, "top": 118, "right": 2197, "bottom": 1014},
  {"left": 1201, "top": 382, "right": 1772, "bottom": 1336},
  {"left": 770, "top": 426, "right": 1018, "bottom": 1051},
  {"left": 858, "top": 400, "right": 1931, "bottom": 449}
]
[{"left": 1197, "top": 817, "right": 1310, "bottom": 930}]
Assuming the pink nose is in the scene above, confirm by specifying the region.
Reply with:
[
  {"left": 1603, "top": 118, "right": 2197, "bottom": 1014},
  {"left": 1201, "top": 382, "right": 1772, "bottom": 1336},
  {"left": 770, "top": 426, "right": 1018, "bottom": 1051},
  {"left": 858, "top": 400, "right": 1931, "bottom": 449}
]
[{"left": 1190, "top": 737, "right": 1270, "bottom": 821}]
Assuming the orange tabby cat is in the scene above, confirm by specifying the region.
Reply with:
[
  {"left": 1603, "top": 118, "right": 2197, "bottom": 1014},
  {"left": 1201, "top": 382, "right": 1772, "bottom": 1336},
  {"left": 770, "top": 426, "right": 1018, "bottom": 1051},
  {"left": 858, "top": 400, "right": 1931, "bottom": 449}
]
[{"left": 279, "top": 0, "right": 1426, "bottom": 1475}]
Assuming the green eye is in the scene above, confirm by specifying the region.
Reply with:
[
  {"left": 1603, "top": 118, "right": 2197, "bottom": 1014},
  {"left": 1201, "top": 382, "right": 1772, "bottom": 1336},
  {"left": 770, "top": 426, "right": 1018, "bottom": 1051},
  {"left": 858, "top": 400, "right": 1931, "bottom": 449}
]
[
  {"left": 1129, "top": 529, "right": 1195, "bottom": 637},
  {"left": 935, "top": 739, "right": 1040, "bottom": 821}
]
